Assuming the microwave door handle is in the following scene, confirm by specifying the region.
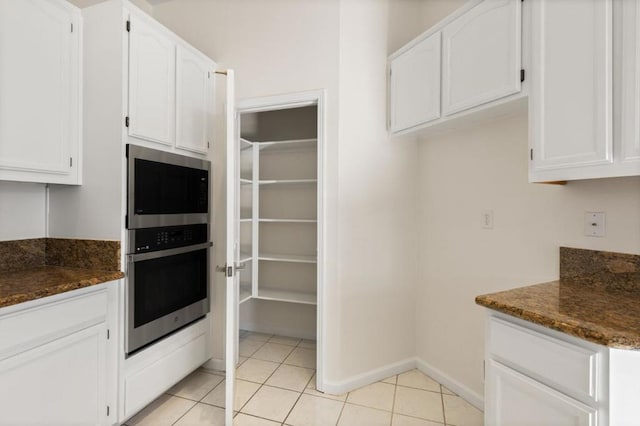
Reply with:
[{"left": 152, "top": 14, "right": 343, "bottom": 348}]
[{"left": 128, "top": 241, "right": 213, "bottom": 262}]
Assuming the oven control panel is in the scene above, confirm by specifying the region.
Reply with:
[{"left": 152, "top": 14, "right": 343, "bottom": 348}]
[{"left": 130, "top": 224, "right": 208, "bottom": 253}]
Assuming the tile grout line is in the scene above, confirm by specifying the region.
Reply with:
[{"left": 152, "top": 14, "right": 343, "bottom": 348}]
[
  {"left": 169, "top": 396, "right": 198, "bottom": 426},
  {"left": 390, "top": 376, "right": 398, "bottom": 426},
  {"left": 440, "top": 385, "right": 448, "bottom": 426},
  {"left": 166, "top": 369, "right": 228, "bottom": 425},
  {"left": 234, "top": 338, "right": 272, "bottom": 420},
  {"left": 169, "top": 336, "right": 456, "bottom": 426},
  {"left": 237, "top": 333, "right": 306, "bottom": 422},
  {"left": 334, "top": 394, "right": 349, "bottom": 425},
  {"left": 170, "top": 333, "right": 319, "bottom": 425},
  {"left": 226, "top": 334, "right": 271, "bottom": 419},
  {"left": 282, "top": 364, "right": 316, "bottom": 425}
]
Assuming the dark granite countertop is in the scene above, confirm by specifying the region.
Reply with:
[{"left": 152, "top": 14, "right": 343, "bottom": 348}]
[
  {"left": 476, "top": 247, "right": 640, "bottom": 349},
  {"left": 0, "top": 266, "right": 124, "bottom": 309},
  {"left": 476, "top": 280, "right": 640, "bottom": 349},
  {"left": 0, "top": 238, "right": 123, "bottom": 309}
]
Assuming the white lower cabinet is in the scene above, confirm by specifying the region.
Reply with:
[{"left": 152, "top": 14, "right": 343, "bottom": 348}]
[
  {"left": 0, "top": 284, "right": 117, "bottom": 426},
  {"left": 486, "top": 360, "right": 596, "bottom": 426},
  {"left": 485, "top": 313, "right": 640, "bottom": 426},
  {"left": 0, "top": 323, "right": 107, "bottom": 425}
]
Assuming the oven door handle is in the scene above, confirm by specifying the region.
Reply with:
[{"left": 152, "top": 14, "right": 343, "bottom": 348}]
[{"left": 128, "top": 242, "right": 213, "bottom": 262}]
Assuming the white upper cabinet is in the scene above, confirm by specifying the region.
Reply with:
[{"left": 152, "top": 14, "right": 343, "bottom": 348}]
[
  {"left": 176, "top": 46, "right": 212, "bottom": 154},
  {"left": 620, "top": 0, "right": 640, "bottom": 170},
  {"left": 128, "top": 14, "right": 176, "bottom": 146},
  {"left": 389, "top": 32, "right": 441, "bottom": 133},
  {"left": 442, "top": 0, "right": 521, "bottom": 116},
  {"left": 126, "top": 10, "right": 215, "bottom": 156},
  {"left": 529, "top": 0, "right": 614, "bottom": 181},
  {"left": 388, "top": 0, "right": 525, "bottom": 137},
  {"left": 0, "top": 0, "right": 81, "bottom": 184}
]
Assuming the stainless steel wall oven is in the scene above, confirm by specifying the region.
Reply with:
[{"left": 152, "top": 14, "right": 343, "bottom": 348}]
[
  {"left": 125, "top": 145, "right": 212, "bottom": 355},
  {"left": 126, "top": 144, "right": 210, "bottom": 229}
]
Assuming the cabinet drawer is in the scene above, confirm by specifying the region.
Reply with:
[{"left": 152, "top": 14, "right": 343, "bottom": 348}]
[
  {"left": 488, "top": 317, "right": 598, "bottom": 402},
  {"left": 486, "top": 359, "right": 597, "bottom": 426},
  {"left": 0, "top": 289, "right": 108, "bottom": 360},
  {"left": 124, "top": 333, "right": 207, "bottom": 419}
]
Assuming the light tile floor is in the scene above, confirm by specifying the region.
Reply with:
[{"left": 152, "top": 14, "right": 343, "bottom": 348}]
[{"left": 126, "top": 331, "right": 483, "bottom": 426}]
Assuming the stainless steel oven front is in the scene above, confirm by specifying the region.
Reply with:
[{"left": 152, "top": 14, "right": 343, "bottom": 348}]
[
  {"left": 126, "top": 144, "right": 210, "bottom": 229},
  {"left": 125, "top": 223, "right": 212, "bottom": 355}
]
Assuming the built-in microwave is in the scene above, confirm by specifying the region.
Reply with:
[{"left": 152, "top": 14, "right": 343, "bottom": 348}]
[{"left": 126, "top": 144, "right": 211, "bottom": 229}]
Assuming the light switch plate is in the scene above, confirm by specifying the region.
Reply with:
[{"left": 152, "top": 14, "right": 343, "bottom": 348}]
[
  {"left": 482, "top": 209, "right": 494, "bottom": 230},
  {"left": 584, "top": 212, "right": 605, "bottom": 237}
]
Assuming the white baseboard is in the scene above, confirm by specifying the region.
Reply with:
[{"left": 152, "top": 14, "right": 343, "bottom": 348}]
[
  {"left": 239, "top": 322, "right": 316, "bottom": 341},
  {"left": 416, "top": 357, "right": 484, "bottom": 410},
  {"left": 201, "top": 357, "right": 225, "bottom": 372},
  {"left": 321, "top": 357, "right": 417, "bottom": 395}
]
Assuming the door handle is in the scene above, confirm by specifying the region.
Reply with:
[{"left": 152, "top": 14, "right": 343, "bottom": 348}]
[{"left": 216, "top": 262, "right": 247, "bottom": 277}]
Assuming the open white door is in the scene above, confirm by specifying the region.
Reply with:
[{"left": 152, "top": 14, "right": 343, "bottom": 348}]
[{"left": 221, "top": 69, "right": 237, "bottom": 426}]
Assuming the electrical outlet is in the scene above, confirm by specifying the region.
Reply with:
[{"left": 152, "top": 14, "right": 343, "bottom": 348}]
[
  {"left": 482, "top": 209, "right": 494, "bottom": 230},
  {"left": 584, "top": 212, "right": 605, "bottom": 237}
]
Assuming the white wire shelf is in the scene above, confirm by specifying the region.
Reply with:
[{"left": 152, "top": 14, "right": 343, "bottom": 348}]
[
  {"left": 259, "top": 179, "right": 317, "bottom": 185},
  {"left": 258, "top": 253, "right": 317, "bottom": 264},
  {"left": 255, "top": 288, "right": 317, "bottom": 305},
  {"left": 239, "top": 252, "right": 252, "bottom": 263},
  {"left": 259, "top": 218, "right": 317, "bottom": 223},
  {"left": 256, "top": 138, "right": 317, "bottom": 153}
]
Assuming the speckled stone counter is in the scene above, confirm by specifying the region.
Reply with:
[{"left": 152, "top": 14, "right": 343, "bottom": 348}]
[
  {"left": 0, "top": 266, "right": 124, "bottom": 309},
  {"left": 476, "top": 247, "right": 640, "bottom": 349},
  {"left": 0, "top": 238, "right": 123, "bottom": 309}
]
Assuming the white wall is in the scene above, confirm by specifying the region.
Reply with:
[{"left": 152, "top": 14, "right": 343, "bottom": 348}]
[
  {"left": 0, "top": 182, "right": 46, "bottom": 241},
  {"left": 152, "top": 0, "right": 342, "bottom": 371},
  {"left": 416, "top": 112, "right": 640, "bottom": 402},
  {"left": 153, "top": 0, "right": 425, "bottom": 388},
  {"left": 334, "top": 0, "right": 419, "bottom": 382},
  {"left": 413, "top": 0, "right": 640, "bottom": 404}
]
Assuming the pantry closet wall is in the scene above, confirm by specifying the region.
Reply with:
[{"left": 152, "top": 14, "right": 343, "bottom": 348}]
[
  {"left": 152, "top": 0, "right": 426, "bottom": 390},
  {"left": 238, "top": 106, "right": 319, "bottom": 339}
]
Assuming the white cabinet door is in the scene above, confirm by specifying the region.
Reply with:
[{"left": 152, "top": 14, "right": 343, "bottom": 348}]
[
  {"left": 176, "top": 46, "right": 212, "bottom": 154},
  {"left": 442, "top": 0, "right": 521, "bottom": 116},
  {"left": 390, "top": 32, "right": 441, "bottom": 133},
  {"left": 128, "top": 14, "right": 176, "bottom": 146},
  {"left": 0, "top": 322, "right": 107, "bottom": 425},
  {"left": 530, "top": 0, "right": 613, "bottom": 175},
  {"left": 0, "top": 0, "right": 81, "bottom": 184},
  {"left": 620, "top": 0, "right": 640, "bottom": 167},
  {"left": 486, "top": 360, "right": 596, "bottom": 426}
]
